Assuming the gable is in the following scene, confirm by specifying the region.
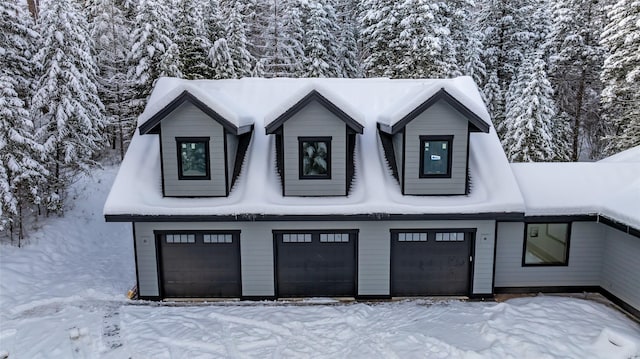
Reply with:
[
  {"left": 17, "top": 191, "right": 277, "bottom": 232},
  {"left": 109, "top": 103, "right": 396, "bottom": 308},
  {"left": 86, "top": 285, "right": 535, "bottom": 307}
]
[
  {"left": 265, "top": 90, "right": 364, "bottom": 135},
  {"left": 378, "top": 88, "right": 490, "bottom": 135},
  {"left": 138, "top": 90, "right": 253, "bottom": 136}
]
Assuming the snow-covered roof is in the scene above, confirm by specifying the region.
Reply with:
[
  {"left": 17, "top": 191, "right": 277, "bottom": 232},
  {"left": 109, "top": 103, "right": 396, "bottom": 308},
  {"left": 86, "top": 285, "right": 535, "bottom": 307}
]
[
  {"left": 511, "top": 159, "right": 640, "bottom": 229},
  {"left": 104, "top": 77, "right": 525, "bottom": 218},
  {"left": 598, "top": 145, "right": 640, "bottom": 163}
]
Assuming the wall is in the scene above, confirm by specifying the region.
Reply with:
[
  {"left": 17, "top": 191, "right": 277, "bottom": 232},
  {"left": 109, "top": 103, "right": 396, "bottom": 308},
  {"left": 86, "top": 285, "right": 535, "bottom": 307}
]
[
  {"left": 160, "top": 101, "right": 227, "bottom": 196},
  {"left": 601, "top": 227, "right": 640, "bottom": 311},
  {"left": 403, "top": 99, "right": 469, "bottom": 195}
]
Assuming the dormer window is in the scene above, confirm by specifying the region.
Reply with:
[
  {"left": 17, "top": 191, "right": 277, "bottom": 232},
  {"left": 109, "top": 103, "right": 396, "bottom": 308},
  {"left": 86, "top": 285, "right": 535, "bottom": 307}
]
[
  {"left": 419, "top": 135, "right": 452, "bottom": 178},
  {"left": 177, "top": 137, "right": 210, "bottom": 180},
  {"left": 299, "top": 137, "right": 331, "bottom": 179}
]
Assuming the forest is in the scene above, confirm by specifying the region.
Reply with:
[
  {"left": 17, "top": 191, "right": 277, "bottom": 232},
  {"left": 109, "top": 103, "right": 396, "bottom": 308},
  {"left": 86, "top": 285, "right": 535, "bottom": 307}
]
[{"left": 1, "top": 0, "right": 639, "bottom": 241}]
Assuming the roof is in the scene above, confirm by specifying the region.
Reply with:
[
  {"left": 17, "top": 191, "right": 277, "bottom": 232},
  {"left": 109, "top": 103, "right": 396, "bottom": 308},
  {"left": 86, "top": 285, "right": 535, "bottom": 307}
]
[
  {"left": 511, "top": 155, "right": 640, "bottom": 230},
  {"left": 104, "top": 77, "right": 525, "bottom": 219}
]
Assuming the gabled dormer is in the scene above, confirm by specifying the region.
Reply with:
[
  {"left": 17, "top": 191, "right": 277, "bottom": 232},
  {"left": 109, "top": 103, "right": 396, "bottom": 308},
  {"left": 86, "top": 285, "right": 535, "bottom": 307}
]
[
  {"left": 378, "top": 88, "right": 491, "bottom": 196},
  {"left": 265, "top": 89, "right": 364, "bottom": 197},
  {"left": 139, "top": 89, "right": 253, "bottom": 197}
]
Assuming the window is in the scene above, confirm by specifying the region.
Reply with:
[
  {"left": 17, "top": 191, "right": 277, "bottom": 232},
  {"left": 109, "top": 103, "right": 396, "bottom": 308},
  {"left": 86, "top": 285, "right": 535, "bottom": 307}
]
[
  {"left": 435, "top": 232, "right": 465, "bottom": 242},
  {"left": 299, "top": 137, "right": 331, "bottom": 179},
  {"left": 398, "top": 232, "right": 428, "bottom": 242},
  {"left": 419, "top": 136, "right": 453, "bottom": 178},
  {"left": 320, "top": 233, "right": 350, "bottom": 243},
  {"left": 176, "top": 137, "right": 210, "bottom": 180},
  {"left": 165, "top": 234, "right": 196, "bottom": 244},
  {"left": 523, "top": 223, "right": 570, "bottom": 266},
  {"left": 203, "top": 234, "right": 233, "bottom": 243},
  {"left": 282, "top": 233, "right": 312, "bottom": 243}
]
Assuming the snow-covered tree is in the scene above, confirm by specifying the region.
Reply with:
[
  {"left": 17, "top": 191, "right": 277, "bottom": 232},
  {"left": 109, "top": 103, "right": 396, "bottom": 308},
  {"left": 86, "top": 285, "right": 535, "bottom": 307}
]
[
  {"left": 224, "top": 1, "right": 255, "bottom": 77},
  {"left": 548, "top": 0, "right": 605, "bottom": 160},
  {"left": 127, "top": 0, "right": 182, "bottom": 115},
  {"left": 87, "top": 0, "right": 132, "bottom": 159},
  {"left": 0, "top": 0, "right": 46, "bottom": 242},
  {"left": 175, "top": 0, "right": 214, "bottom": 80},
  {"left": 335, "top": 0, "right": 361, "bottom": 77},
  {"left": 359, "top": 0, "right": 399, "bottom": 77},
  {"left": 32, "top": 0, "right": 106, "bottom": 212},
  {"left": 261, "top": 0, "right": 306, "bottom": 77},
  {"left": 502, "top": 55, "right": 557, "bottom": 162},
  {"left": 303, "top": 0, "right": 340, "bottom": 77},
  {"left": 600, "top": 0, "right": 640, "bottom": 154}
]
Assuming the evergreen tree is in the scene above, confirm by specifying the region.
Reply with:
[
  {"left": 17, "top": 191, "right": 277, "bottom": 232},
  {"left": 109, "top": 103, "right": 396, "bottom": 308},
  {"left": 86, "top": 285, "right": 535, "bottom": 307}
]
[
  {"left": 203, "top": 0, "right": 235, "bottom": 79},
  {"left": 261, "top": 0, "right": 305, "bottom": 77},
  {"left": 503, "top": 55, "right": 557, "bottom": 162},
  {"left": 127, "top": 0, "right": 182, "bottom": 115},
  {"left": 224, "top": 1, "right": 255, "bottom": 77},
  {"left": 303, "top": 0, "right": 340, "bottom": 77},
  {"left": 359, "top": 0, "right": 400, "bottom": 77},
  {"left": 548, "top": 0, "right": 605, "bottom": 160},
  {"left": 600, "top": 0, "right": 640, "bottom": 154},
  {"left": 175, "top": 0, "right": 214, "bottom": 79},
  {"left": 32, "top": 0, "right": 106, "bottom": 212},
  {"left": 87, "top": 0, "right": 132, "bottom": 159},
  {"left": 0, "top": 0, "right": 46, "bottom": 242}
]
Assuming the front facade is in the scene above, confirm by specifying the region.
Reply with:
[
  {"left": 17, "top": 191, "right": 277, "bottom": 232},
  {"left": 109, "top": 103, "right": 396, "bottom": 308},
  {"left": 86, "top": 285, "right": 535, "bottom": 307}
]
[{"left": 105, "top": 78, "right": 640, "bottom": 317}]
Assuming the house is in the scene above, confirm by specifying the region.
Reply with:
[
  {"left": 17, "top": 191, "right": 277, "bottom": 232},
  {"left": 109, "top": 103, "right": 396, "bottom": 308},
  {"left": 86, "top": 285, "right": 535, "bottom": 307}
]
[{"left": 104, "top": 77, "right": 640, "bottom": 317}]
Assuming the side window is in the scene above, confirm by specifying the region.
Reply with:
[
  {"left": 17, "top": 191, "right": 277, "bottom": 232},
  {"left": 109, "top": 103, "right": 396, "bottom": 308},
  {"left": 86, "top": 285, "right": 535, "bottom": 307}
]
[
  {"left": 299, "top": 136, "right": 331, "bottom": 179},
  {"left": 176, "top": 137, "right": 210, "bottom": 180},
  {"left": 522, "top": 223, "right": 570, "bottom": 266},
  {"left": 419, "top": 136, "right": 452, "bottom": 178}
]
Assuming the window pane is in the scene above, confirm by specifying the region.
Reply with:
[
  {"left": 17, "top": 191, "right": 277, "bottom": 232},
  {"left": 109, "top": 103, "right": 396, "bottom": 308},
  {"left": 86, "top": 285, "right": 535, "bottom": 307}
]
[
  {"left": 180, "top": 141, "right": 207, "bottom": 177},
  {"left": 524, "top": 223, "right": 569, "bottom": 265},
  {"left": 423, "top": 140, "right": 449, "bottom": 176},
  {"left": 302, "top": 140, "right": 329, "bottom": 176}
]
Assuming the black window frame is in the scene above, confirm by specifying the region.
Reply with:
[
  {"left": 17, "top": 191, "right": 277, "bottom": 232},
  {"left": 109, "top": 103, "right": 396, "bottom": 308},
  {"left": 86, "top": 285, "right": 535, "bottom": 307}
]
[
  {"left": 298, "top": 136, "right": 332, "bottom": 180},
  {"left": 521, "top": 222, "right": 571, "bottom": 267},
  {"left": 419, "top": 135, "right": 453, "bottom": 178},
  {"left": 176, "top": 137, "right": 211, "bottom": 180}
]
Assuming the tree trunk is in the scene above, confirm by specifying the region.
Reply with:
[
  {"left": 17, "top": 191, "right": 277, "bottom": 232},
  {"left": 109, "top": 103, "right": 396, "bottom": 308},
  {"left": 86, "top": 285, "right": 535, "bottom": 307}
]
[{"left": 572, "top": 68, "right": 586, "bottom": 162}]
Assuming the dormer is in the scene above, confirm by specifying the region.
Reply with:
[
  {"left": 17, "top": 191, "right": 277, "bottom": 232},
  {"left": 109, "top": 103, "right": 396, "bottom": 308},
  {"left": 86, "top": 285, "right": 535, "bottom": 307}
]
[
  {"left": 378, "top": 87, "right": 490, "bottom": 195},
  {"left": 138, "top": 89, "right": 253, "bottom": 197},
  {"left": 265, "top": 89, "right": 364, "bottom": 197}
]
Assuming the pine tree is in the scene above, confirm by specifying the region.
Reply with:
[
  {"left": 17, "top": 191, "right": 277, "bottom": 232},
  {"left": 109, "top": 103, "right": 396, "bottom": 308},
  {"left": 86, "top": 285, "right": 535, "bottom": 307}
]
[
  {"left": 127, "top": 0, "right": 182, "bottom": 116},
  {"left": 224, "top": 1, "right": 255, "bottom": 77},
  {"left": 600, "top": 0, "right": 640, "bottom": 154},
  {"left": 0, "top": 0, "right": 46, "bottom": 242},
  {"left": 87, "top": 0, "right": 132, "bottom": 159},
  {"left": 503, "top": 55, "right": 557, "bottom": 162},
  {"left": 335, "top": 0, "right": 361, "bottom": 77},
  {"left": 203, "top": 0, "right": 235, "bottom": 79},
  {"left": 32, "top": 0, "right": 106, "bottom": 212},
  {"left": 548, "top": 0, "right": 605, "bottom": 160},
  {"left": 359, "top": 0, "right": 399, "bottom": 77},
  {"left": 261, "top": 0, "right": 306, "bottom": 77},
  {"left": 175, "top": 0, "right": 214, "bottom": 80},
  {"left": 303, "top": 0, "right": 340, "bottom": 77}
]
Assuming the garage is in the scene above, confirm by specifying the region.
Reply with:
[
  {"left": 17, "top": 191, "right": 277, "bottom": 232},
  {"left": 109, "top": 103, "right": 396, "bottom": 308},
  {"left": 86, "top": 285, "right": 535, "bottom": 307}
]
[
  {"left": 274, "top": 230, "right": 357, "bottom": 297},
  {"left": 157, "top": 231, "right": 241, "bottom": 298},
  {"left": 391, "top": 229, "right": 473, "bottom": 296}
]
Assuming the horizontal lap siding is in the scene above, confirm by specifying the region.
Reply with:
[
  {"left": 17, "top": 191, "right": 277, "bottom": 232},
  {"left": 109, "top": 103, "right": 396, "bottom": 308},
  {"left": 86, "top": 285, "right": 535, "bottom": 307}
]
[
  {"left": 601, "top": 228, "right": 640, "bottom": 311},
  {"left": 283, "top": 101, "right": 346, "bottom": 196},
  {"left": 404, "top": 100, "right": 468, "bottom": 195},
  {"left": 133, "top": 220, "right": 494, "bottom": 298},
  {"left": 494, "top": 222, "right": 605, "bottom": 287},
  {"left": 161, "top": 101, "right": 226, "bottom": 196}
]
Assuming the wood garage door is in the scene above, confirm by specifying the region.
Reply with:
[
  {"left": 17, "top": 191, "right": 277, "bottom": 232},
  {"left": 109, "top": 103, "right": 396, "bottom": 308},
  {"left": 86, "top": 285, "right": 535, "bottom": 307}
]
[
  {"left": 391, "top": 229, "right": 473, "bottom": 296},
  {"left": 158, "top": 231, "right": 241, "bottom": 298},
  {"left": 275, "top": 230, "right": 357, "bottom": 297}
]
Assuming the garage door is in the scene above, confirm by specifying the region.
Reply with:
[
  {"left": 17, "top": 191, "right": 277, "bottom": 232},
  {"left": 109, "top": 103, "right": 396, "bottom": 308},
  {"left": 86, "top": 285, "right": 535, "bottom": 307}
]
[
  {"left": 275, "top": 230, "right": 357, "bottom": 297},
  {"left": 158, "top": 231, "right": 241, "bottom": 298},
  {"left": 391, "top": 229, "right": 472, "bottom": 296}
]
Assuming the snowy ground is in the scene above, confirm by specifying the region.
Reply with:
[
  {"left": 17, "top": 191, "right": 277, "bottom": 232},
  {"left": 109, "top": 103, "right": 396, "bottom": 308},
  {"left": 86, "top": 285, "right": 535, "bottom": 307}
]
[{"left": 1, "top": 166, "right": 640, "bottom": 358}]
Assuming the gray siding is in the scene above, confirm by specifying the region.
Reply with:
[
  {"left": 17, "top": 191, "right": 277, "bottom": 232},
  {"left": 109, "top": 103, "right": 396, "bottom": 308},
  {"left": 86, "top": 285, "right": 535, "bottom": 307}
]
[
  {"left": 392, "top": 132, "right": 403, "bottom": 183},
  {"left": 601, "top": 228, "right": 640, "bottom": 311},
  {"left": 403, "top": 100, "right": 468, "bottom": 195},
  {"left": 160, "top": 101, "right": 227, "bottom": 197},
  {"left": 132, "top": 220, "right": 494, "bottom": 297},
  {"left": 283, "top": 100, "right": 346, "bottom": 196},
  {"left": 494, "top": 222, "right": 605, "bottom": 287},
  {"left": 226, "top": 132, "right": 238, "bottom": 187}
]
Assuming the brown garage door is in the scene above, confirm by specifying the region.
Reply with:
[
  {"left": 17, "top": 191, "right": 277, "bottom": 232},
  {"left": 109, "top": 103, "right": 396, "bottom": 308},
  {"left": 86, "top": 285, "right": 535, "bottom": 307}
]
[
  {"left": 158, "top": 231, "right": 241, "bottom": 298},
  {"left": 391, "top": 229, "right": 473, "bottom": 296}
]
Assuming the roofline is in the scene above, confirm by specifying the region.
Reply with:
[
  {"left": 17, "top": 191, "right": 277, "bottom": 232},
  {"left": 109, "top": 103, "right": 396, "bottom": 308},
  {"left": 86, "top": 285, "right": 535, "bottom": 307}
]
[
  {"left": 378, "top": 88, "right": 491, "bottom": 135},
  {"left": 265, "top": 90, "right": 364, "bottom": 135},
  {"left": 105, "top": 212, "right": 525, "bottom": 223},
  {"left": 138, "top": 90, "right": 253, "bottom": 136}
]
